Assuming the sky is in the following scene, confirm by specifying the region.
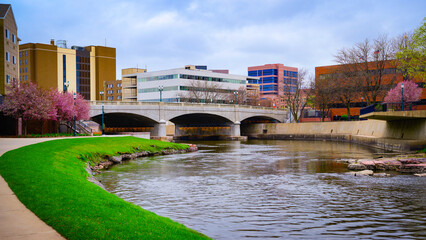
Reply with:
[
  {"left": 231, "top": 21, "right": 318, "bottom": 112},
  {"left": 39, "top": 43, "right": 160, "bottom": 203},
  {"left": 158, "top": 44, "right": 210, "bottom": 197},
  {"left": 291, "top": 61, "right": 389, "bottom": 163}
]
[{"left": 8, "top": 0, "right": 426, "bottom": 78}]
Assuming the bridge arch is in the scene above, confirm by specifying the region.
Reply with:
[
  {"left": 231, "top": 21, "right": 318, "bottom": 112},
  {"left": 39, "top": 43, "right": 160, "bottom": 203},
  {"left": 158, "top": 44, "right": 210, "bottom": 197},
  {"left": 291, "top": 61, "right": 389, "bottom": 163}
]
[
  {"left": 91, "top": 112, "right": 158, "bottom": 134},
  {"left": 169, "top": 113, "right": 236, "bottom": 139}
]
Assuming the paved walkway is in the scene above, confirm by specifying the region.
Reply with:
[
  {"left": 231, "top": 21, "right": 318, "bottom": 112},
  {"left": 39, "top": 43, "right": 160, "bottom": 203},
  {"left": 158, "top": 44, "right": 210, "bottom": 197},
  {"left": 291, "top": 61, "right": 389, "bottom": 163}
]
[{"left": 0, "top": 138, "right": 66, "bottom": 240}]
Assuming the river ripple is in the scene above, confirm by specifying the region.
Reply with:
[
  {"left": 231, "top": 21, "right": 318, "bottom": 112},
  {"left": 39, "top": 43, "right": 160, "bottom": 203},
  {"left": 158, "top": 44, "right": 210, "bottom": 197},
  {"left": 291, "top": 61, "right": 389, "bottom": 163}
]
[{"left": 98, "top": 140, "right": 426, "bottom": 239}]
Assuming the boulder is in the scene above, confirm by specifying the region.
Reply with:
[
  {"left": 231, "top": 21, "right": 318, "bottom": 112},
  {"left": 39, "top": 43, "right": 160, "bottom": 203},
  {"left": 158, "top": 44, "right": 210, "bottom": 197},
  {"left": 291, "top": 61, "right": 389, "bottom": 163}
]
[
  {"left": 373, "top": 173, "right": 391, "bottom": 177},
  {"left": 346, "top": 170, "right": 374, "bottom": 176},
  {"left": 109, "top": 155, "right": 122, "bottom": 163},
  {"left": 414, "top": 173, "right": 426, "bottom": 177},
  {"left": 348, "top": 163, "right": 367, "bottom": 171}
]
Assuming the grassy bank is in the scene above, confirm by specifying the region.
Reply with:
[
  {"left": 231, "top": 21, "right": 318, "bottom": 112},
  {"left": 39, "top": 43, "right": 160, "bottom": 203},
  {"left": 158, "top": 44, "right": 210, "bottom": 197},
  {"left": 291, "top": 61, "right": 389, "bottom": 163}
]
[{"left": 0, "top": 137, "right": 209, "bottom": 240}]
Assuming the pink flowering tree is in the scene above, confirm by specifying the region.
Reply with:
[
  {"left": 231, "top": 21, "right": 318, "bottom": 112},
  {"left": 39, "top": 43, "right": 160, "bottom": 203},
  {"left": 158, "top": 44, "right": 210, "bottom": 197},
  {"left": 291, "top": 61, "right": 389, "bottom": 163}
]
[
  {"left": 49, "top": 90, "right": 90, "bottom": 132},
  {"left": 384, "top": 81, "right": 422, "bottom": 110},
  {"left": 74, "top": 93, "right": 90, "bottom": 121},
  {"left": 0, "top": 82, "right": 56, "bottom": 135}
]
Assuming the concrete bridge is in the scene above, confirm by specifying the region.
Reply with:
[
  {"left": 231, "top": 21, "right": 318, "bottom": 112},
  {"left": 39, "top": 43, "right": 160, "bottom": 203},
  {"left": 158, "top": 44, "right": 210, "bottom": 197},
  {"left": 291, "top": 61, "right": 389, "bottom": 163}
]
[{"left": 89, "top": 101, "right": 287, "bottom": 139}]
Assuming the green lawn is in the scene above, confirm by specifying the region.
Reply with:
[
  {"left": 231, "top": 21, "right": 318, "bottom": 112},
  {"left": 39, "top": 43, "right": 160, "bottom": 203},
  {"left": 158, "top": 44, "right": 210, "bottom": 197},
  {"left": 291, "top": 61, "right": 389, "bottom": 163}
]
[{"left": 0, "top": 137, "right": 210, "bottom": 240}]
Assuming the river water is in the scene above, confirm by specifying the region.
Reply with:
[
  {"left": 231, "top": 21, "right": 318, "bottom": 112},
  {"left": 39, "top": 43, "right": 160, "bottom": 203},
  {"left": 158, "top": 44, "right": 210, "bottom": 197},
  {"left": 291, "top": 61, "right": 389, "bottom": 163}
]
[{"left": 98, "top": 140, "right": 426, "bottom": 239}]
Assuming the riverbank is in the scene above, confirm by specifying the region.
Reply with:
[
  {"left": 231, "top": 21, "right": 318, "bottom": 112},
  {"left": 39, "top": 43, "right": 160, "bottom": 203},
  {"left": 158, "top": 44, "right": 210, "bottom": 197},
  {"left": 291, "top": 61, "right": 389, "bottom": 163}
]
[
  {"left": 0, "top": 137, "right": 209, "bottom": 240},
  {"left": 243, "top": 120, "right": 426, "bottom": 152}
]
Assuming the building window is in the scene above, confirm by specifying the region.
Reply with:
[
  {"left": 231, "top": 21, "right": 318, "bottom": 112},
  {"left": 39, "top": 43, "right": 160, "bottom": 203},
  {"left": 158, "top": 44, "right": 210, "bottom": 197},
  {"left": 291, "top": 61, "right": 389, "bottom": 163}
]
[
  {"left": 6, "top": 75, "right": 10, "bottom": 84},
  {"left": 117, "top": 83, "right": 122, "bottom": 87},
  {"left": 6, "top": 52, "right": 9, "bottom": 61},
  {"left": 12, "top": 56, "right": 16, "bottom": 65},
  {"left": 5, "top": 29, "right": 9, "bottom": 39},
  {"left": 117, "top": 89, "right": 122, "bottom": 93},
  {"left": 12, "top": 34, "right": 16, "bottom": 43},
  {"left": 117, "top": 96, "right": 122, "bottom": 100}
]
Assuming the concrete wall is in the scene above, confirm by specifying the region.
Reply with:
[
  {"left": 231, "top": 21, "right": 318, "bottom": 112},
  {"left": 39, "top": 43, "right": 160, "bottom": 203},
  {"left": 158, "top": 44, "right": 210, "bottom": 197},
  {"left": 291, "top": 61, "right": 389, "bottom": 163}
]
[{"left": 242, "top": 119, "right": 426, "bottom": 151}]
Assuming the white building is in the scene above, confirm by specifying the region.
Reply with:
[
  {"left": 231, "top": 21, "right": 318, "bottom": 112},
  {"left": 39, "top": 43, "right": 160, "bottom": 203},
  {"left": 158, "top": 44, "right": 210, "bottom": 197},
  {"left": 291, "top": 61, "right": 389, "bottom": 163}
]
[{"left": 123, "top": 66, "right": 257, "bottom": 103}]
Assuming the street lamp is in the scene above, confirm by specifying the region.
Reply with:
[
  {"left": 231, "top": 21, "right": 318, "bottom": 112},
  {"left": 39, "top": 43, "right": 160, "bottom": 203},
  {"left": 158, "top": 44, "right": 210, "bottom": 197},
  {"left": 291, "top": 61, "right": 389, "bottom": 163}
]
[
  {"left": 158, "top": 85, "right": 164, "bottom": 102},
  {"left": 73, "top": 92, "right": 77, "bottom": 136},
  {"left": 64, "top": 81, "right": 69, "bottom": 93},
  {"left": 401, "top": 83, "right": 404, "bottom": 111},
  {"left": 233, "top": 91, "right": 238, "bottom": 105},
  {"left": 100, "top": 91, "right": 105, "bottom": 135}
]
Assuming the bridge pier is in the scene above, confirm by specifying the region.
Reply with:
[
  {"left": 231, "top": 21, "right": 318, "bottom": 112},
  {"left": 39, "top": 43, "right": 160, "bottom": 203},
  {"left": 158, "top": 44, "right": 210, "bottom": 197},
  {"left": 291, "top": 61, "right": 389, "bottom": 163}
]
[
  {"left": 230, "top": 121, "right": 241, "bottom": 137},
  {"left": 153, "top": 120, "right": 167, "bottom": 137}
]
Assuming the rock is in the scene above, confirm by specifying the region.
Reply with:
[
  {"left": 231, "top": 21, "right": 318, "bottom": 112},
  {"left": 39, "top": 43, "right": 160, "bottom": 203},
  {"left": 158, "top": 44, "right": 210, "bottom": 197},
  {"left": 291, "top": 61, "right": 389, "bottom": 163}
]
[
  {"left": 109, "top": 155, "right": 122, "bottom": 163},
  {"left": 348, "top": 163, "right": 367, "bottom": 170},
  {"left": 414, "top": 173, "right": 426, "bottom": 177},
  {"left": 373, "top": 173, "right": 391, "bottom": 177},
  {"left": 346, "top": 170, "right": 374, "bottom": 176}
]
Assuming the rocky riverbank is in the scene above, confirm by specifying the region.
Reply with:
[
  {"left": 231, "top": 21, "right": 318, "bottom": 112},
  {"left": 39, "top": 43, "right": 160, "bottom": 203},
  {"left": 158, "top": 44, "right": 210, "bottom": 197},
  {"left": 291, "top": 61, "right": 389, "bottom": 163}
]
[
  {"left": 344, "top": 153, "right": 426, "bottom": 176},
  {"left": 89, "top": 144, "right": 198, "bottom": 174}
]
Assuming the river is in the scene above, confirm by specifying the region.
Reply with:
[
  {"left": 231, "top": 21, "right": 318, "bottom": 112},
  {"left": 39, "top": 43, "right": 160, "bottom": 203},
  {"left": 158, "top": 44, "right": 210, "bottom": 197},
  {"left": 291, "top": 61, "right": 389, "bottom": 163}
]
[{"left": 98, "top": 140, "right": 426, "bottom": 239}]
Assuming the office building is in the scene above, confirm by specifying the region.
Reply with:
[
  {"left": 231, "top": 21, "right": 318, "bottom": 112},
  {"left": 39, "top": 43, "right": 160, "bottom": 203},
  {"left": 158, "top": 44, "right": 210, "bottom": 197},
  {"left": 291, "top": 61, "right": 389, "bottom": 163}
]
[
  {"left": 123, "top": 66, "right": 256, "bottom": 103},
  {"left": 121, "top": 68, "right": 146, "bottom": 101},
  {"left": 19, "top": 40, "right": 116, "bottom": 100},
  {"left": 104, "top": 79, "right": 122, "bottom": 101},
  {"left": 0, "top": 4, "right": 18, "bottom": 96},
  {"left": 315, "top": 60, "right": 426, "bottom": 118},
  {"left": 248, "top": 63, "right": 298, "bottom": 108}
]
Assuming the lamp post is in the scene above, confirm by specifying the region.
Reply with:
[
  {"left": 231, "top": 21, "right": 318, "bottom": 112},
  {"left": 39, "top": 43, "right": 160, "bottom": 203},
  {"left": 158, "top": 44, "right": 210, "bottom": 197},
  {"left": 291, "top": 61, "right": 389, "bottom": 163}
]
[
  {"left": 100, "top": 91, "right": 105, "bottom": 135},
  {"left": 73, "top": 93, "right": 77, "bottom": 136},
  {"left": 158, "top": 85, "right": 164, "bottom": 102},
  {"left": 401, "top": 83, "right": 404, "bottom": 111},
  {"left": 233, "top": 91, "right": 238, "bottom": 105},
  {"left": 64, "top": 81, "right": 69, "bottom": 93}
]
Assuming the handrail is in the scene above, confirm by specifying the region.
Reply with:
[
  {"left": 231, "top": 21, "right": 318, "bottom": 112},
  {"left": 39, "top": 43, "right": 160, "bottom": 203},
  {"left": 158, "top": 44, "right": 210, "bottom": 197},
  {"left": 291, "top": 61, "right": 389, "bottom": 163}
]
[{"left": 88, "top": 101, "right": 282, "bottom": 111}]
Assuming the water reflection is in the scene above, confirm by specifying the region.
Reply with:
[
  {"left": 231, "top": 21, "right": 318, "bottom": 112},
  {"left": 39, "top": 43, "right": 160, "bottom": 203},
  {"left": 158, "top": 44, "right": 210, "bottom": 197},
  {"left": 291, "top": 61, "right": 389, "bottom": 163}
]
[{"left": 98, "top": 140, "right": 426, "bottom": 239}]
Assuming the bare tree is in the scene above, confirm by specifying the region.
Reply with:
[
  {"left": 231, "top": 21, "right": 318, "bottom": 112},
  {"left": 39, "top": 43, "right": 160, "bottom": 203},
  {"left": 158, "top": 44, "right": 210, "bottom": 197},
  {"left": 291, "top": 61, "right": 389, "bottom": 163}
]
[
  {"left": 227, "top": 86, "right": 247, "bottom": 105},
  {"left": 335, "top": 35, "right": 397, "bottom": 105},
  {"left": 178, "top": 80, "right": 228, "bottom": 103},
  {"left": 314, "top": 74, "right": 338, "bottom": 121},
  {"left": 333, "top": 68, "right": 362, "bottom": 120},
  {"left": 281, "top": 69, "right": 314, "bottom": 122}
]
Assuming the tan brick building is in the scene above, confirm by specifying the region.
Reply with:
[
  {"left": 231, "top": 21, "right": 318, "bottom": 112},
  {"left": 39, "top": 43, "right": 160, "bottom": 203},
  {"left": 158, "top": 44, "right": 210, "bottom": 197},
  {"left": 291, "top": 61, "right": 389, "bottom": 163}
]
[
  {"left": 0, "top": 4, "right": 19, "bottom": 95},
  {"left": 104, "top": 80, "right": 122, "bottom": 101},
  {"left": 19, "top": 40, "right": 116, "bottom": 100}
]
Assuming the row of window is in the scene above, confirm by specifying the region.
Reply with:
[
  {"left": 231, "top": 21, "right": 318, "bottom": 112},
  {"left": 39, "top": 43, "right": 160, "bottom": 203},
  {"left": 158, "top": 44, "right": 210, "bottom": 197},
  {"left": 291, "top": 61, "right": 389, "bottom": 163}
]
[
  {"left": 106, "top": 96, "right": 122, "bottom": 100},
  {"left": 19, "top": 51, "right": 28, "bottom": 57},
  {"left": 318, "top": 68, "right": 398, "bottom": 80},
  {"left": 138, "top": 85, "right": 240, "bottom": 94},
  {"left": 19, "top": 60, "right": 28, "bottom": 65},
  {"left": 283, "top": 70, "right": 298, "bottom": 77},
  {"left": 5, "top": 29, "right": 17, "bottom": 44},
  {"left": 248, "top": 69, "right": 298, "bottom": 78},
  {"left": 20, "top": 67, "right": 28, "bottom": 73},
  {"left": 106, "top": 83, "right": 122, "bottom": 88},
  {"left": 5, "top": 75, "right": 17, "bottom": 84},
  {"left": 5, "top": 52, "right": 17, "bottom": 64},
  {"left": 106, "top": 90, "right": 122, "bottom": 94},
  {"left": 248, "top": 77, "right": 297, "bottom": 85},
  {"left": 138, "top": 74, "right": 178, "bottom": 82},
  {"left": 20, "top": 75, "right": 29, "bottom": 81},
  {"left": 137, "top": 74, "right": 247, "bottom": 85}
]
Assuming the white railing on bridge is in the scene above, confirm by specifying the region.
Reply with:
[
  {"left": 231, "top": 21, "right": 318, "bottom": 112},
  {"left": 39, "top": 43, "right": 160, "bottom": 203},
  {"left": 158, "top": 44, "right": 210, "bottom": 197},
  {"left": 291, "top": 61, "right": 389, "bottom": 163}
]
[{"left": 89, "top": 101, "right": 284, "bottom": 112}]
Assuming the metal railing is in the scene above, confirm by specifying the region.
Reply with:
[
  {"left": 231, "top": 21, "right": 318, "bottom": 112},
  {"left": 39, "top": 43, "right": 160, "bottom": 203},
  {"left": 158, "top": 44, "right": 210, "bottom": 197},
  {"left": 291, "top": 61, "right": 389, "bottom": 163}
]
[
  {"left": 89, "top": 100, "right": 283, "bottom": 111},
  {"left": 360, "top": 101, "right": 421, "bottom": 115}
]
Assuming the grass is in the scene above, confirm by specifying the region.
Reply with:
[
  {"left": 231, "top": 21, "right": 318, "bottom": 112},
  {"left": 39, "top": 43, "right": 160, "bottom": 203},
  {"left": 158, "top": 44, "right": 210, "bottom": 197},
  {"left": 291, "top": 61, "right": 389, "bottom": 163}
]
[{"left": 0, "top": 137, "right": 210, "bottom": 240}]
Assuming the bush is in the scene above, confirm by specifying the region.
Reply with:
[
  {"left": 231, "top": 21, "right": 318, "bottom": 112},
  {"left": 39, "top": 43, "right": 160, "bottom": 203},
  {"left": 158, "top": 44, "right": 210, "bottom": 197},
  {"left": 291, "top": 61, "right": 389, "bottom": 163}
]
[{"left": 341, "top": 114, "right": 348, "bottom": 120}]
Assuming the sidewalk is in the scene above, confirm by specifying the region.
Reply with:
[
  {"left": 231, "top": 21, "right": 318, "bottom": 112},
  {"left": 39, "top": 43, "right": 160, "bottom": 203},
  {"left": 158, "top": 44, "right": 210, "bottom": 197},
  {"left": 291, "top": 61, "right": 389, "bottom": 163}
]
[{"left": 0, "top": 138, "right": 65, "bottom": 240}]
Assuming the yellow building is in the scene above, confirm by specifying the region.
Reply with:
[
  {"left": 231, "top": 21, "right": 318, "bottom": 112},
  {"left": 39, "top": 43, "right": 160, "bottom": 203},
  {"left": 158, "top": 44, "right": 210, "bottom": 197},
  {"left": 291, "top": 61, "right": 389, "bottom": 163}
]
[
  {"left": 0, "top": 4, "right": 19, "bottom": 96},
  {"left": 19, "top": 40, "right": 116, "bottom": 100},
  {"left": 122, "top": 68, "right": 146, "bottom": 101}
]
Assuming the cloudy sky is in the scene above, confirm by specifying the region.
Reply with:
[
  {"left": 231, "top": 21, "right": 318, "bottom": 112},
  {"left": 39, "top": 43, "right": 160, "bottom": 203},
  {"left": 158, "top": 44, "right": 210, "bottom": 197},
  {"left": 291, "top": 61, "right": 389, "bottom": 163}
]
[{"left": 9, "top": 0, "right": 426, "bottom": 78}]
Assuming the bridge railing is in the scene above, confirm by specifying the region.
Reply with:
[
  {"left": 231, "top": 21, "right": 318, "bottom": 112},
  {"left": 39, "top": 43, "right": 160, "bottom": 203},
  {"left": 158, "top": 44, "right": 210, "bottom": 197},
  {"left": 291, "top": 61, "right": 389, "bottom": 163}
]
[{"left": 89, "top": 101, "right": 284, "bottom": 111}]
